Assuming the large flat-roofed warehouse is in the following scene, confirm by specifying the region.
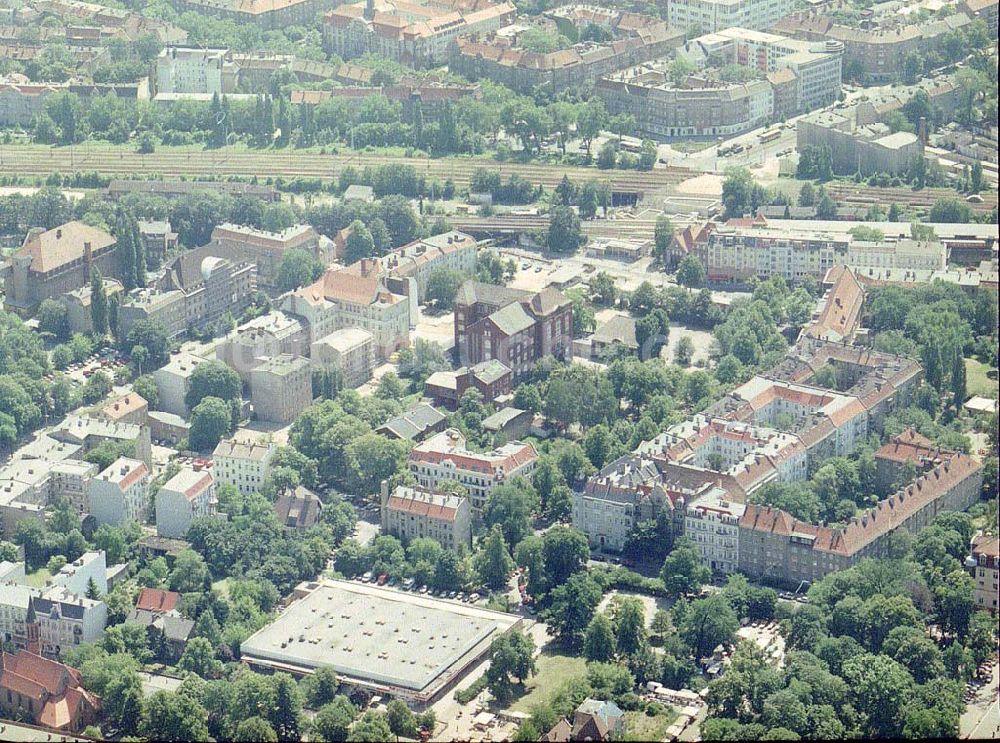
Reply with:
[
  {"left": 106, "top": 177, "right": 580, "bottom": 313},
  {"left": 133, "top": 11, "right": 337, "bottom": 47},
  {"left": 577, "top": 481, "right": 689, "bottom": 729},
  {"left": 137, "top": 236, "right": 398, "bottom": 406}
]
[{"left": 240, "top": 579, "right": 521, "bottom": 704}]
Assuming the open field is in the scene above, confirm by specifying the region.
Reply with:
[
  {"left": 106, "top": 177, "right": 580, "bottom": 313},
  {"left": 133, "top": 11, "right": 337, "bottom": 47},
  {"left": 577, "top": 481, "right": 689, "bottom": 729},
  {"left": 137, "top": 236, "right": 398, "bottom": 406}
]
[
  {"left": 966, "top": 358, "right": 999, "bottom": 399},
  {"left": 507, "top": 650, "right": 588, "bottom": 714}
]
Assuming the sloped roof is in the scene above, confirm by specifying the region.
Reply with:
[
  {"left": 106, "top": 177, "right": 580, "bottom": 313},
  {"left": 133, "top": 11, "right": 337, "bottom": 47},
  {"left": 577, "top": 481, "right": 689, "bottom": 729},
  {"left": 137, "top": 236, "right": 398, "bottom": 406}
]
[
  {"left": 487, "top": 301, "right": 534, "bottom": 335},
  {"left": 135, "top": 587, "right": 180, "bottom": 614},
  {"left": 17, "top": 221, "right": 115, "bottom": 273}
]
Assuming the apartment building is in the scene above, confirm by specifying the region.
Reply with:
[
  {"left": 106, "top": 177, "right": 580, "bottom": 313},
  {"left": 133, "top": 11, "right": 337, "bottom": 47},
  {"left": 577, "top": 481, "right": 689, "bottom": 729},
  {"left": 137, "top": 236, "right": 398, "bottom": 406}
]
[
  {"left": 290, "top": 82, "right": 481, "bottom": 119},
  {"left": 155, "top": 467, "right": 217, "bottom": 539},
  {"left": 216, "top": 311, "right": 310, "bottom": 383},
  {"left": 47, "top": 460, "right": 97, "bottom": 518},
  {"left": 48, "top": 551, "right": 107, "bottom": 597},
  {"left": 969, "top": 535, "right": 998, "bottom": 614},
  {"left": 175, "top": 0, "right": 338, "bottom": 29},
  {"left": 453, "top": 281, "right": 573, "bottom": 378},
  {"left": 119, "top": 247, "right": 257, "bottom": 340},
  {"left": 666, "top": 0, "right": 794, "bottom": 33},
  {"left": 0, "top": 583, "right": 107, "bottom": 660},
  {"left": 3, "top": 221, "right": 121, "bottom": 316},
  {"left": 311, "top": 327, "right": 376, "bottom": 389},
  {"left": 451, "top": 11, "right": 683, "bottom": 94},
  {"left": 0, "top": 79, "right": 60, "bottom": 126},
  {"left": 209, "top": 223, "right": 325, "bottom": 293},
  {"left": 323, "top": 0, "right": 517, "bottom": 66},
  {"left": 137, "top": 221, "right": 178, "bottom": 268},
  {"left": 86, "top": 457, "right": 150, "bottom": 526},
  {"left": 383, "top": 232, "right": 479, "bottom": 304},
  {"left": 800, "top": 264, "right": 864, "bottom": 344},
  {"left": 281, "top": 258, "right": 410, "bottom": 360},
  {"left": 275, "top": 486, "right": 323, "bottom": 531},
  {"left": 380, "top": 481, "right": 472, "bottom": 552},
  {"left": 424, "top": 360, "right": 513, "bottom": 409},
  {"left": 155, "top": 47, "right": 237, "bottom": 95},
  {"left": 684, "top": 488, "right": 746, "bottom": 575},
  {"left": 212, "top": 437, "right": 277, "bottom": 495},
  {"left": 573, "top": 337, "right": 923, "bottom": 552},
  {"left": 408, "top": 428, "right": 537, "bottom": 509},
  {"left": 250, "top": 354, "right": 313, "bottom": 425},
  {"left": 59, "top": 278, "right": 125, "bottom": 335},
  {"left": 597, "top": 67, "right": 774, "bottom": 140},
  {"left": 694, "top": 221, "right": 944, "bottom": 283},
  {"left": 679, "top": 27, "right": 842, "bottom": 115},
  {"left": 152, "top": 352, "right": 213, "bottom": 417},
  {"left": 50, "top": 414, "right": 153, "bottom": 467},
  {"left": 573, "top": 454, "right": 689, "bottom": 552},
  {"left": 739, "top": 451, "right": 983, "bottom": 586}
]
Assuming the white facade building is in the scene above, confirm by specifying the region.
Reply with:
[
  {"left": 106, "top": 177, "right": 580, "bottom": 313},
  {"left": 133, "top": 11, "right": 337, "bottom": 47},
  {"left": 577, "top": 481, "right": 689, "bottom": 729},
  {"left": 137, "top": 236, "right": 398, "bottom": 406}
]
[
  {"left": 684, "top": 489, "right": 746, "bottom": 574},
  {"left": 152, "top": 352, "right": 212, "bottom": 417},
  {"left": 87, "top": 457, "right": 150, "bottom": 526},
  {"left": 48, "top": 551, "right": 108, "bottom": 596},
  {"left": 155, "top": 468, "right": 217, "bottom": 539},
  {"left": 156, "top": 47, "right": 237, "bottom": 95},
  {"left": 667, "top": 0, "right": 794, "bottom": 34},
  {"left": 408, "top": 429, "right": 537, "bottom": 510},
  {"left": 212, "top": 438, "right": 277, "bottom": 495}
]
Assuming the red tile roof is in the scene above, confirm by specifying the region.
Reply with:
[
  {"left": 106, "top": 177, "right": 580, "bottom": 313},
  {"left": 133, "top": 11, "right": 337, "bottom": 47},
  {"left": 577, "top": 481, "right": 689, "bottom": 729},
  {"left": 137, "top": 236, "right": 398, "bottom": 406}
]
[{"left": 135, "top": 587, "right": 180, "bottom": 614}]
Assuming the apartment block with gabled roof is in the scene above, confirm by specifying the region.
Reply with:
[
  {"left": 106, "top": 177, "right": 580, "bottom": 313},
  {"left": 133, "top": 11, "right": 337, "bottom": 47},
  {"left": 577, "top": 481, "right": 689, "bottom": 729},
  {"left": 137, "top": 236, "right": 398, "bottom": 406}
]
[
  {"left": 155, "top": 467, "right": 217, "bottom": 539},
  {"left": 380, "top": 481, "right": 472, "bottom": 551},
  {"left": 739, "top": 450, "right": 983, "bottom": 586},
  {"left": 408, "top": 428, "right": 536, "bottom": 509}
]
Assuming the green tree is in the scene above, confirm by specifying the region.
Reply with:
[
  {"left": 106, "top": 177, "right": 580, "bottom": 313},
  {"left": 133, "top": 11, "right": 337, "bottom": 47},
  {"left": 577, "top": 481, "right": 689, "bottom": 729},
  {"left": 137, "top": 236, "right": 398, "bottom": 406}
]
[
  {"left": 189, "top": 396, "right": 233, "bottom": 451},
  {"left": 584, "top": 613, "right": 617, "bottom": 662},
  {"left": 842, "top": 653, "right": 914, "bottom": 738},
  {"left": 178, "top": 637, "right": 223, "bottom": 679},
  {"left": 276, "top": 249, "right": 321, "bottom": 291},
  {"left": 344, "top": 220, "right": 376, "bottom": 264},
  {"left": 543, "top": 572, "right": 603, "bottom": 645},
  {"left": 234, "top": 717, "right": 278, "bottom": 742},
  {"left": 424, "top": 268, "right": 465, "bottom": 310},
  {"left": 474, "top": 525, "right": 514, "bottom": 591},
  {"left": 386, "top": 699, "right": 417, "bottom": 739},
  {"left": 613, "top": 596, "right": 647, "bottom": 656},
  {"left": 485, "top": 630, "right": 536, "bottom": 703},
  {"left": 140, "top": 690, "right": 210, "bottom": 742},
  {"left": 548, "top": 205, "right": 584, "bottom": 254},
  {"left": 90, "top": 268, "right": 109, "bottom": 336},
  {"left": 185, "top": 361, "right": 241, "bottom": 410},
  {"left": 37, "top": 298, "right": 69, "bottom": 340},
  {"left": 541, "top": 525, "right": 589, "bottom": 587},
  {"left": 660, "top": 537, "right": 710, "bottom": 595},
  {"left": 680, "top": 595, "right": 738, "bottom": 658},
  {"left": 677, "top": 255, "right": 706, "bottom": 289},
  {"left": 313, "top": 697, "right": 357, "bottom": 742},
  {"left": 483, "top": 479, "right": 537, "bottom": 549},
  {"left": 348, "top": 711, "right": 393, "bottom": 742}
]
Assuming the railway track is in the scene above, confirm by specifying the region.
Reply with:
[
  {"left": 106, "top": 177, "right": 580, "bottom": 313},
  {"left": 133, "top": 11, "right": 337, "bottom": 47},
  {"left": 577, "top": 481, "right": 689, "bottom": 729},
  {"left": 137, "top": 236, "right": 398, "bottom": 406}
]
[
  {"left": 0, "top": 145, "right": 694, "bottom": 192},
  {"left": 826, "top": 183, "right": 997, "bottom": 214}
]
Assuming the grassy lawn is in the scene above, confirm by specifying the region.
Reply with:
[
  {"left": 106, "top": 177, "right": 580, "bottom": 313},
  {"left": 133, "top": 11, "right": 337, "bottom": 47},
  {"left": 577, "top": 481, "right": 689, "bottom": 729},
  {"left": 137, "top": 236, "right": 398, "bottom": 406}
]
[
  {"left": 965, "top": 358, "right": 998, "bottom": 399},
  {"left": 24, "top": 568, "right": 52, "bottom": 588},
  {"left": 622, "top": 708, "right": 678, "bottom": 742},
  {"left": 507, "top": 650, "right": 588, "bottom": 714}
]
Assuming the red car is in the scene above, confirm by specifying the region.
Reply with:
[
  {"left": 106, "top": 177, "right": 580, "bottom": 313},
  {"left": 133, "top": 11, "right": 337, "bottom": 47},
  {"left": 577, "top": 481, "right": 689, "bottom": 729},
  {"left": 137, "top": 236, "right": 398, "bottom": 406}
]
[{"left": 377, "top": 573, "right": 389, "bottom": 585}]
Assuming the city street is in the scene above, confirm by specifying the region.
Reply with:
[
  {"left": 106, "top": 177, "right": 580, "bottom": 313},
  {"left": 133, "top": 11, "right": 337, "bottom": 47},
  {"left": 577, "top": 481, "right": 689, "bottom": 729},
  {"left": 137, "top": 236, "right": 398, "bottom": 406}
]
[{"left": 962, "top": 662, "right": 1000, "bottom": 739}]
